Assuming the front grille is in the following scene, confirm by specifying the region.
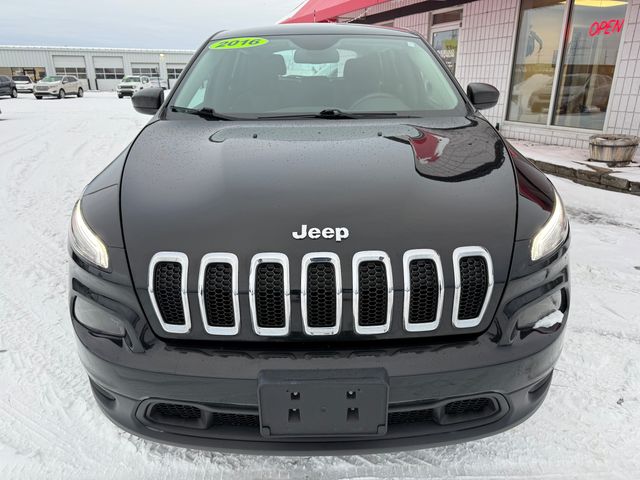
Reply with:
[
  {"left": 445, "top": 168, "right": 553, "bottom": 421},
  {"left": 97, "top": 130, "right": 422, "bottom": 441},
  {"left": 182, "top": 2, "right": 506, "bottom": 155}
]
[
  {"left": 355, "top": 255, "right": 391, "bottom": 332},
  {"left": 458, "top": 256, "right": 489, "bottom": 320},
  {"left": 202, "top": 263, "right": 235, "bottom": 327},
  {"left": 153, "top": 403, "right": 201, "bottom": 420},
  {"left": 306, "top": 262, "right": 337, "bottom": 328},
  {"left": 153, "top": 262, "right": 185, "bottom": 325},
  {"left": 408, "top": 259, "right": 439, "bottom": 324},
  {"left": 148, "top": 248, "right": 493, "bottom": 337},
  {"left": 36, "top": 86, "right": 49, "bottom": 91},
  {"left": 255, "top": 263, "right": 286, "bottom": 328}
]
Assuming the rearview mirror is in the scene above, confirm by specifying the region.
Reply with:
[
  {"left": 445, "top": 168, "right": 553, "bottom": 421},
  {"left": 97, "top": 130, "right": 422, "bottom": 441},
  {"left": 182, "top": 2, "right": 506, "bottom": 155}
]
[
  {"left": 132, "top": 87, "right": 164, "bottom": 115},
  {"left": 467, "top": 83, "right": 499, "bottom": 110}
]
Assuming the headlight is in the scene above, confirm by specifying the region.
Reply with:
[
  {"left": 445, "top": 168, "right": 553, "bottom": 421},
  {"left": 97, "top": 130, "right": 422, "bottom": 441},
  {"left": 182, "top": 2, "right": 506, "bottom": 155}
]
[
  {"left": 69, "top": 200, "right": 109, "bottom": 269},
  {"left": 530, "top": 191, "right": 569, "bottom": 261}
]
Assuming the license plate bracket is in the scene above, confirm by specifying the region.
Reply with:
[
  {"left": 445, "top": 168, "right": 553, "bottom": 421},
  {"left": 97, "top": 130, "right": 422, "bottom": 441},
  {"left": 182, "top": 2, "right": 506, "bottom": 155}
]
[{"left": 258, "top": 369, "right": 389, "bottom": 438}]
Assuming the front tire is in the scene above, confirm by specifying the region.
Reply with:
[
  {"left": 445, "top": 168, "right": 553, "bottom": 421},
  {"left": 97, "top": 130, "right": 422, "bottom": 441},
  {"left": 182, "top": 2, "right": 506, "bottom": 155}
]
[
  {"left": 11, "top": 88, "right": 18, "bottom": 98},
  {"left": 35, "top": 96, "right": 42, "bottom": 100},
  {"left": 58, "top": 89, "right": 66, "bottom": 99},
  {"left": 117, "top": 93, "right": 123, "bottom": 99},
  {"left": 77, "top": 87, "right": 84, "bottom": 97}
]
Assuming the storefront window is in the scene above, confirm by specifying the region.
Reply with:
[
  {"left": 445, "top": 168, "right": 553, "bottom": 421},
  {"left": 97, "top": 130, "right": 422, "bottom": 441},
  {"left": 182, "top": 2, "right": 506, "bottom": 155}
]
[
  {"left": 507, "top": 0, "right": 566, "bottom": 124},
  {"left": 552, "top": 0, "right": 627, "bottom": 129},
  {"left": 508, "top": 0, "right": 628, "bottom": 130}
]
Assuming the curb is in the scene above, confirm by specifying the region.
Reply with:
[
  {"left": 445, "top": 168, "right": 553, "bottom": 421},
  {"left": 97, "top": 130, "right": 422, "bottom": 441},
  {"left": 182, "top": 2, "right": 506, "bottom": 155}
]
[{"left": 528, "top": 158, "right": 640, "bottom": 196}]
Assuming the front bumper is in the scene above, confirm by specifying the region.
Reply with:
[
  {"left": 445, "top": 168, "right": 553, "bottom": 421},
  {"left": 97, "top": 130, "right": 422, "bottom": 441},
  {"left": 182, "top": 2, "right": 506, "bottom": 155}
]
[
  {"left": 117, "top": 89, "right": 137, "bottom": 96},
  {"left": 76, "top": 325, "right": 562, "bottom": 454},
  {"left": 69, "top": 236, "right": 569, "bottom": 454},
  {"left": 16, "top": 86, "right": 34, "bottom": 93},
  {"left": 34, "top": 89, "right": 58, "bottom": 96}
]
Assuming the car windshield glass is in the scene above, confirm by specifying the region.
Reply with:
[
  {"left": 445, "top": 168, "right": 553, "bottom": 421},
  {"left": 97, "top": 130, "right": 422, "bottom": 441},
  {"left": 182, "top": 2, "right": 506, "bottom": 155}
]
[
  {"left": 122, "top": 76, "right": 140, "bottom": 83},
  {"left": 171, "top": 34, "right": 464, "bottom": 118},
  {"left": 13, "top": 75, "right": 30, "bottom": 81},
  {"left": 42, "top": 76, "right": 63, "bottom": 82}
]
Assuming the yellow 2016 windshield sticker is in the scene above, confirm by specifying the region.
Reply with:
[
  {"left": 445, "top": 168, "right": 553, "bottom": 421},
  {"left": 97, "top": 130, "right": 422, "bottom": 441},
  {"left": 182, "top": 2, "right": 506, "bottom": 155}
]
[{"left": 209, "top": 37, "right": 269, "bottom": 50}]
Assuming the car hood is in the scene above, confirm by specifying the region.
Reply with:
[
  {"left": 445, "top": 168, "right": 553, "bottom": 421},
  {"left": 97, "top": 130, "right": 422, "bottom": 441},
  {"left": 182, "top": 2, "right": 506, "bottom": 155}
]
[{"left": 121, "top": 116, "right": 517, "bottom": 295}]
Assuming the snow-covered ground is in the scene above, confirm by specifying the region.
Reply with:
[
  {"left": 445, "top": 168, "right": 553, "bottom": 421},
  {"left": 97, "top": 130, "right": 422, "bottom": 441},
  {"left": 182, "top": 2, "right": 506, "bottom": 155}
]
[{"left": 1, "top": 92, "right": 639, "bottom": 479}]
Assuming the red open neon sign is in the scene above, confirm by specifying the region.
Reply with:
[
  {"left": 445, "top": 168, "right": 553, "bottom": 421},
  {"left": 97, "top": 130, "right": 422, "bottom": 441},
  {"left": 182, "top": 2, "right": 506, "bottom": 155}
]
[{"left": 589, "top": 19, "right": 624, "bottom": 37}]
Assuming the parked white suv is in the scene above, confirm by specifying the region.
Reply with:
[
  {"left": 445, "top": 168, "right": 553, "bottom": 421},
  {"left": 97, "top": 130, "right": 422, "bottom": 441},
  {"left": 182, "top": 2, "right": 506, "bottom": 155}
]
[
  {"left": 34, "top": 75, "right": 84, "bottom": 99},
  {"left": 12, "top": 75, "right": 35, "bottom": 93},
  {"left": 117, "top": 76, "right": 150, "bottom": 98}
]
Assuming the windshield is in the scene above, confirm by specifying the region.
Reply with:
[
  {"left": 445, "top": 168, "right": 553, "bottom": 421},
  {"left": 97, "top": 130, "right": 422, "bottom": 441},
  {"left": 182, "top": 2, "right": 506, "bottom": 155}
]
[
  {"left": 171, "top": 34, "right": 464, "bottom": 118},
  {"left": 122, "top": 76, "right": 141, "bottom": 83},
  {"left": 12, "top": 75, "right": 30, "bottom": 81},
  {"left": 42, "top": 76, "right": 63, "bottom": 82}
]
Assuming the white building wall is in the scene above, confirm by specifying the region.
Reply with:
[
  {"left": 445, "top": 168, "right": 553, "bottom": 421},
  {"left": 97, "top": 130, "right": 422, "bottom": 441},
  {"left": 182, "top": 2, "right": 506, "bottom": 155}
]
[
  {"left": 455, "top": 0, "right": 518, "bottom": 128},
  {"left": 0, "top": 46, "right": 193, "bottom": 91}
]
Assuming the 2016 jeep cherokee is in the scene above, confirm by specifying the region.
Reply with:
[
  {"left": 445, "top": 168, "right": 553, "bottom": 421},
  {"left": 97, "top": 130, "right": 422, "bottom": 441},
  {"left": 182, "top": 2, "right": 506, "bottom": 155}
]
[{"left": 68, "top": 24, "right": 570, "bottom": 454}]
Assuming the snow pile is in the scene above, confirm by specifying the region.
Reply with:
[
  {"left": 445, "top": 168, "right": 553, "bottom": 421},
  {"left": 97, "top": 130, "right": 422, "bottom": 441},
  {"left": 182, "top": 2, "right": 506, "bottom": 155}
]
[{"left": 0, "top": 93, "right": 639, "bottom": 479}]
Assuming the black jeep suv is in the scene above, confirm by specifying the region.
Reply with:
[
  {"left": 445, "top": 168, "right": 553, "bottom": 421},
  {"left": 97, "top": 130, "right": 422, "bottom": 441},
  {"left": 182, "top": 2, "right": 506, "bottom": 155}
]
[{"left": 68, "top": 24, "right": 570, "bottom": 454}]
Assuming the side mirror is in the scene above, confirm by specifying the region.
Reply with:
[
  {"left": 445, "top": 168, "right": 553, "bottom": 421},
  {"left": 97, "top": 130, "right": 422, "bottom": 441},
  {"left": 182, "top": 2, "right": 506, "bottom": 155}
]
[
  {"left": 132, "top": 87, "right": 164, "bottom": 115},
  {"left": 467, "top": 83, "right": 499, "bottom": 110}
]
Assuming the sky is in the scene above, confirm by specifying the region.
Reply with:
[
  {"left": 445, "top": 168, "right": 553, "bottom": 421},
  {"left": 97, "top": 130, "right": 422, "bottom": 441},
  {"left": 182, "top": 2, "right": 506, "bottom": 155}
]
[{"left": 0, "top": 0, "right": 304, "bottom": 50}]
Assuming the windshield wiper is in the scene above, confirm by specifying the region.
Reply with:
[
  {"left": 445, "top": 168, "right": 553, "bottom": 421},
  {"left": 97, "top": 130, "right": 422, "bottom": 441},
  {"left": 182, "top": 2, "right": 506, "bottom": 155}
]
[
  {"left": 171, "top": 106, "right": 238, "bottom": 121},
  {"left": 258, "top": 109, "right": 415, "bottom": 120}
]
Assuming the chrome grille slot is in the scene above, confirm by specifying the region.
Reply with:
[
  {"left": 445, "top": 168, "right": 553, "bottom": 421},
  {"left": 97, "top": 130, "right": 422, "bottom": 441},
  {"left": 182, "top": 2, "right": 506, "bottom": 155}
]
[
  {"left": 403, "top": 249, "right": 443, "bottom": 332},
  {"left": 198, "top": 253, "right": 239, "bottom": 335},
  {"left": 148, "top": 252, "right": 191, "bottom": 334},
  {"left": 452, "top": 247, "right": 494, "bottom": 328},
  {"left": 301, "top": 253, "right": 341, "bottom": 335},
  {"left": 352, "top": 251, "right": 393, "bottom": 335},
  {"left": 249, "top": 253, "right": 290, "bottom": 336}
]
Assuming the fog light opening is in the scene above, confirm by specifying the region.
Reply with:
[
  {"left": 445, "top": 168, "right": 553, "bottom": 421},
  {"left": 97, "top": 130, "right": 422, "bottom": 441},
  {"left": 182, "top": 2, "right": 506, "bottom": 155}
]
[{"left": 73, "top": 296, "right": 126, "bottom": 337}]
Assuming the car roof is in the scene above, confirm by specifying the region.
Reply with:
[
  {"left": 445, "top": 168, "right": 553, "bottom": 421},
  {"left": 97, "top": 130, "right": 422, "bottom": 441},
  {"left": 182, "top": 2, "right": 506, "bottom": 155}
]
[{"left": 210, "top": 23, "right": 417, "bottom": 40}]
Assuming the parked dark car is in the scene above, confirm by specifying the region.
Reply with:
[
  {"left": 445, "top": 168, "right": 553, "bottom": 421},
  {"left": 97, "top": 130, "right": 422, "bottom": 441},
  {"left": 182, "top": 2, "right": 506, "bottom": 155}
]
[
  {"left": 68, "top": 24, "right": 570, "bottom": 454},
  {"left": 0, "top": 75, "right": 18, "bottom": 98}
]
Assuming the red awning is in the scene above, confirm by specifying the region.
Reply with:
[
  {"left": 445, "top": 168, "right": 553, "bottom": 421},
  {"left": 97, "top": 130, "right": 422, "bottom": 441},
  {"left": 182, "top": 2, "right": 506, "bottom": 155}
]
[{"left": 281, "top": 0, "right": 391, "bottom": 24}]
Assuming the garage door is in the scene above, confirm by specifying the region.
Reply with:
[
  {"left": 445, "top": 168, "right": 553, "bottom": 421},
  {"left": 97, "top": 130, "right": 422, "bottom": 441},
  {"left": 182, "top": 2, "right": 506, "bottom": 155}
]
[
  {"left": 53, "top": 55, "right": 90, "bottom": 90},
  {"left": 93, "top": 56, "right": 124, "bottom": 91},
  {"left": 131, "top": 63, "right": 159, "bottom": 77},
  {"left": 167, "top": 64, "right": 187, "bottom": 89}
]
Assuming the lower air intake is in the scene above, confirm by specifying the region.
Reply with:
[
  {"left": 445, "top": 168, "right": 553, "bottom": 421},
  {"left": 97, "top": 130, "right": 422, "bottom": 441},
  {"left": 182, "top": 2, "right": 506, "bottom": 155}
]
[
  {"left": 444, "top": 397, "right": 493, "bottom": 416},
  {"left": 153, "top": 403, "right": 201, "bottom": 420}
]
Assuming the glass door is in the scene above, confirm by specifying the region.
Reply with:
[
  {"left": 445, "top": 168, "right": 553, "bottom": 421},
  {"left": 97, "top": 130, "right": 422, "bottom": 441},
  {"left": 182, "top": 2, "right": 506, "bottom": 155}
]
[{"left": 431, "top": 28, "right": 459, "bottom": 75}]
